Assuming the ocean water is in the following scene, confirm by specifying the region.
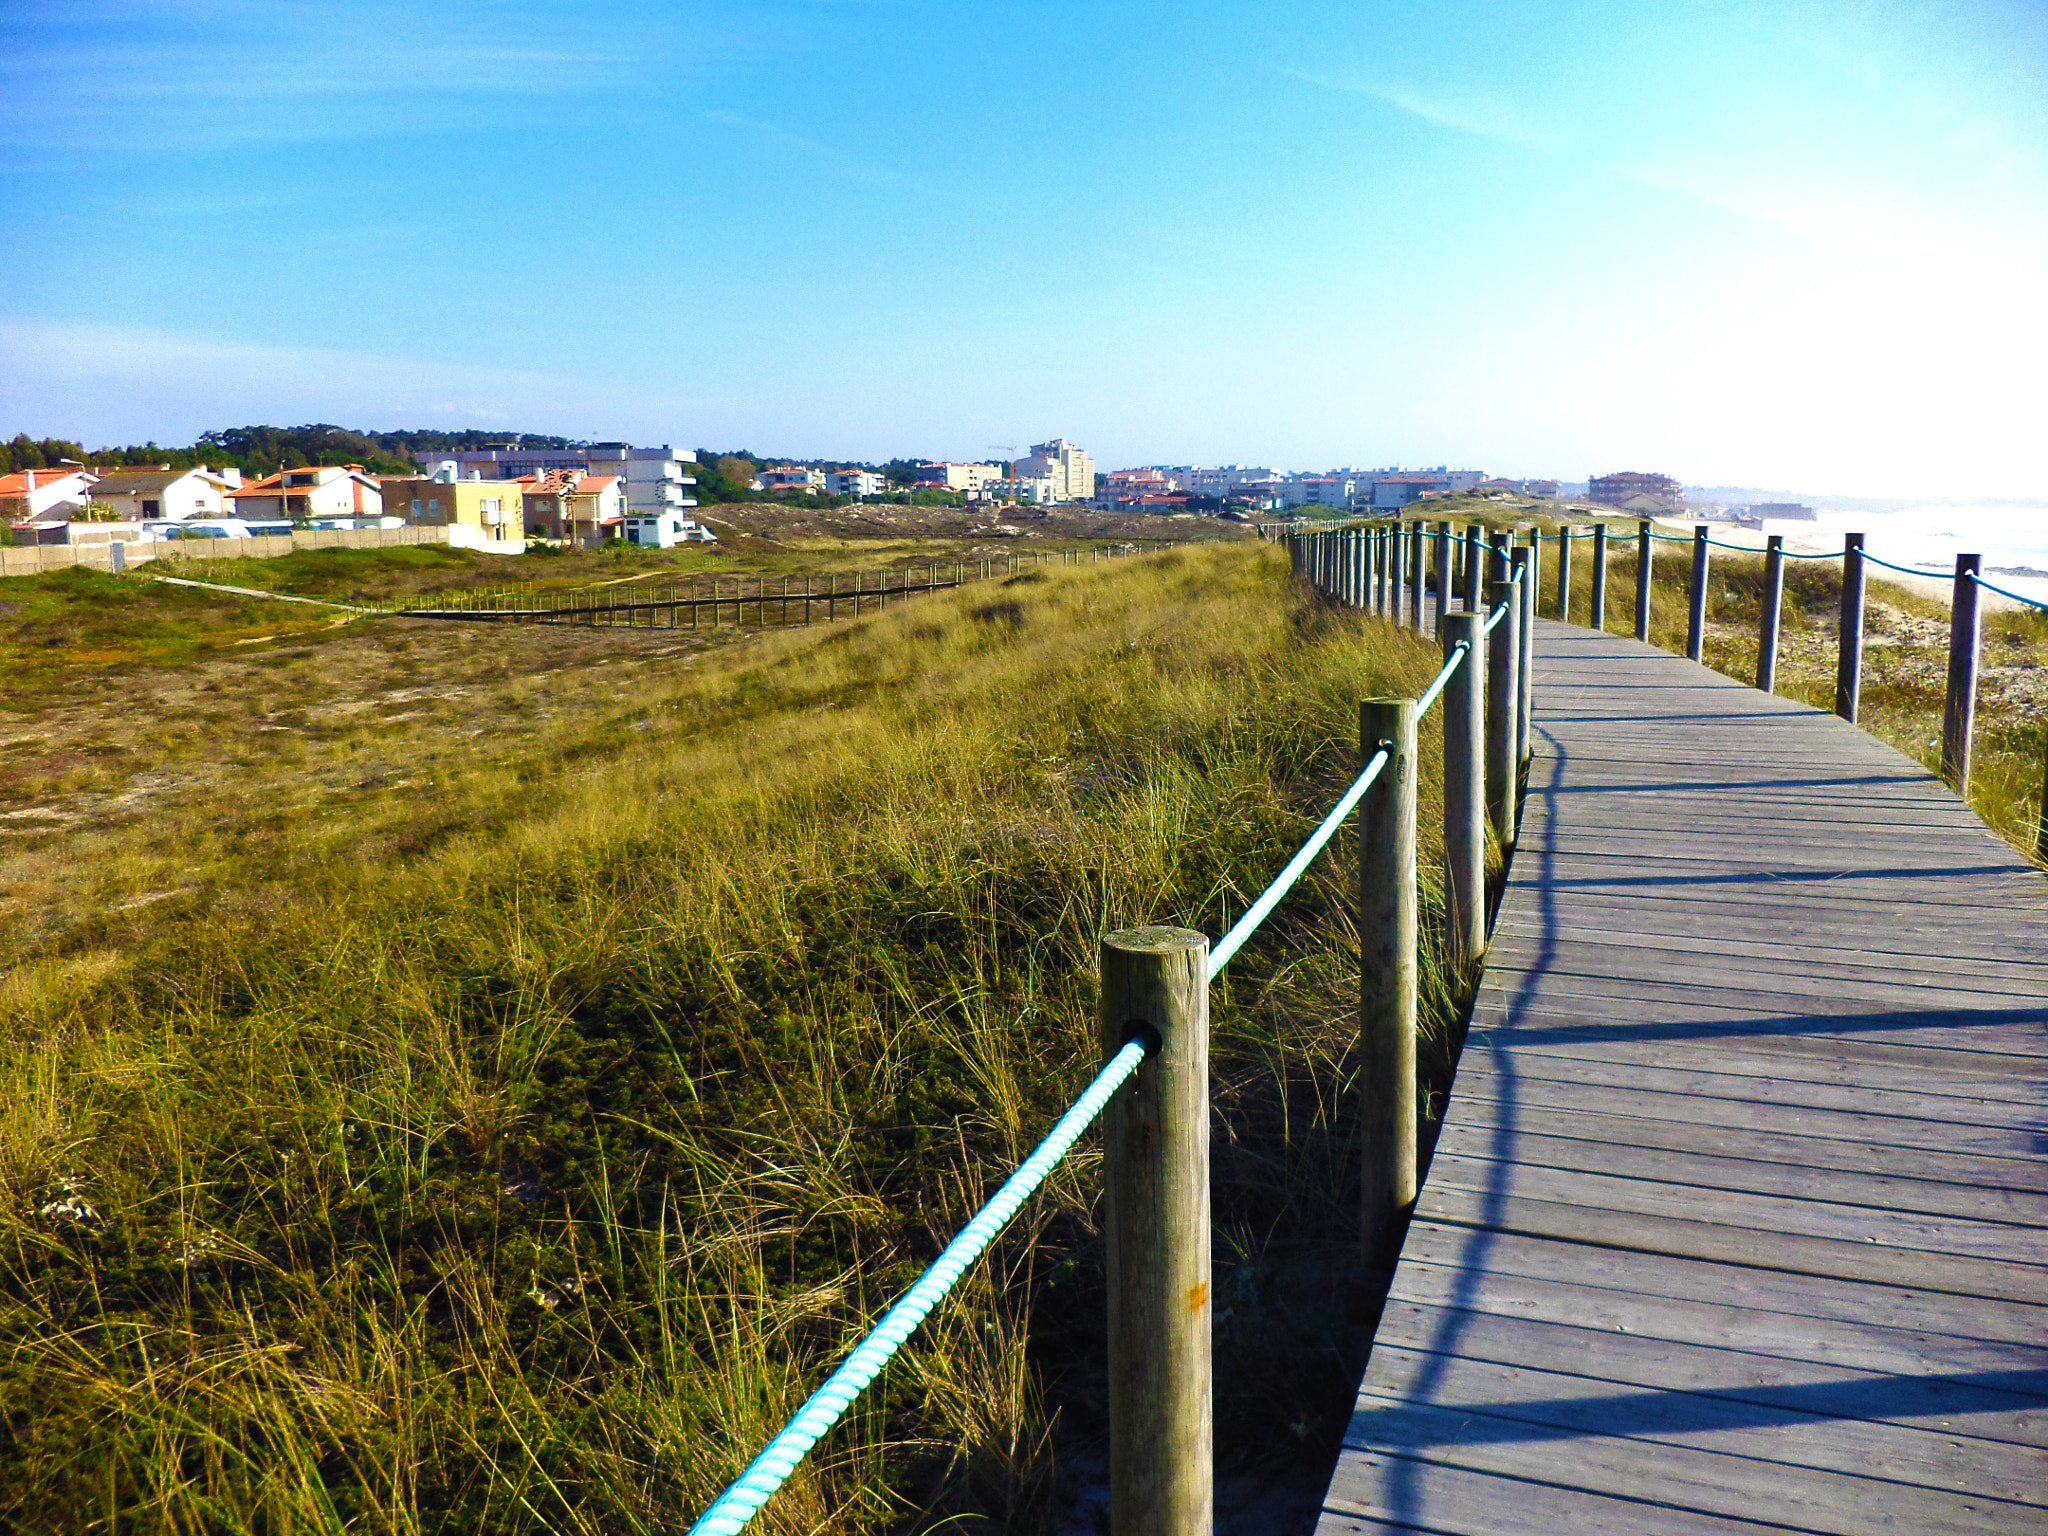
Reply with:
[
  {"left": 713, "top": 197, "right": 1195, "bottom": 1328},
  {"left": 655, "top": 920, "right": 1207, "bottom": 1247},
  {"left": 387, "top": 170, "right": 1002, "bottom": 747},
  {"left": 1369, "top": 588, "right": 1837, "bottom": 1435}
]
[{"left": 1766, "top": 504, "right": 2048, "bottom": 607}]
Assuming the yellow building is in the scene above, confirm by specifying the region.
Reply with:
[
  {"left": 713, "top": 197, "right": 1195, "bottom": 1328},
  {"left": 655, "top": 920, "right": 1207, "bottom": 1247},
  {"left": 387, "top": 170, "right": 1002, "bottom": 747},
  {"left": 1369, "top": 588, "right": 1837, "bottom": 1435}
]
[{"left": 383, "top": 476, "right": 526, "bottom": 549}]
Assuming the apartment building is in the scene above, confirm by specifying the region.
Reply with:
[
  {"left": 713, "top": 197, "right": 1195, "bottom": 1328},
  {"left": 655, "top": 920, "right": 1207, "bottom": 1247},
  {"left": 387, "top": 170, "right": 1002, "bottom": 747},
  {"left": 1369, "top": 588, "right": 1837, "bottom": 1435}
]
[
  {"left": 586, "top": 445, "right": 698, "bottom": 514},
  {"left": 986, "top": 476, "right": 1056, "bottom": 505},
  {"left": 1012, "top": 439, "right": 1094, "bottom": 501},
  {"left": 433, "top": 443, "right": 697, "bottom": 516},
  {"left": 826, "top": 469, "right": 886, "bottom": 497},
  {"left": 915, "top": 462, "right": 1003, "bottom": 492},
  {"left": 1588, "top": 471, "right": 1684, "bottom": 508},
  {"left": 1284, "top": 475, "right": 1359, "bottom": 509}
]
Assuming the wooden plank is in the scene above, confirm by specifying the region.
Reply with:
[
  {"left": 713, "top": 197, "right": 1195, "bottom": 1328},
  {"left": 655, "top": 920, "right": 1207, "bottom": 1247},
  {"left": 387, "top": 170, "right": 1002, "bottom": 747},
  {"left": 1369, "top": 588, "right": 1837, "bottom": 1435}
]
[
  {"left": 1477, "top": 952, "right": 2048, "bottom": 1017},
  {"left": 1356, "top": 1343, "right": 2047, "bottom": 1511},
  {"left": 1467, "top": 985, "right": 2048, "bottom": 1059},
  {"left": 1456, "top": 1028, "right": 2048, "bottom": 1101},
  {"left": 1442, "top": 1097, "right": 2048, "bottom": 1194},
  {"left": 1317, "top": 618, "right": 2048, "bottom": 1531},
  {"left": 1385, "top": 1253, "right": 2048, "bottom": 1397},
  {"left": 1333, "top": 1389, "right": 2031, "bottom": 1535},
  {"left": 1444, "top": 1065, "right": 2048, "bottom": 1160},
  {"left": 1431, "top": 1113, "right": 2048, "bottom": 1218},
  {"left": 1421, "top": 1151, "right": 2048, "bottom": 1269},
  {"left": 1395, "top": 1222, "right": 2048, "bottom": 1351},
  {"left": 1489, "top": 912, "right": 2048, "bottom": 983},
  {"left": 1319, "top": 1455, "right": 1799, "bottom": 1535}
]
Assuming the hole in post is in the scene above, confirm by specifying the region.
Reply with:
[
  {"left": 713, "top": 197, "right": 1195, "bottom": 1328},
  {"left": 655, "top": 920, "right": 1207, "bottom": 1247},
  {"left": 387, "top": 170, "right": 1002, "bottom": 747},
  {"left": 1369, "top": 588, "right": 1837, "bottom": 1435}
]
[{"left": 1120, "top": 1022, "right": 1162, "bottom": 1056}]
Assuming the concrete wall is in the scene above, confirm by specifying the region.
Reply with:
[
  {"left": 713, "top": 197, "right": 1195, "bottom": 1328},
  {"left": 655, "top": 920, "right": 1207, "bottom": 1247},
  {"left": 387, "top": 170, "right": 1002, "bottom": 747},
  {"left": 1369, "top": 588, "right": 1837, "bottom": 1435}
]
[{"left": 0, "top": 524, "right": 455, "bottom": 578}]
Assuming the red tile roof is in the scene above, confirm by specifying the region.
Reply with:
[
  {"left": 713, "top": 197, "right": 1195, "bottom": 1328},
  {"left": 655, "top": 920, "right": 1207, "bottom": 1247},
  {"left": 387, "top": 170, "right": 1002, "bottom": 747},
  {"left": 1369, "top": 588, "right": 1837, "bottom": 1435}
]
[{"left": 0, "top": 469, "right": 93, "bottom": 496}]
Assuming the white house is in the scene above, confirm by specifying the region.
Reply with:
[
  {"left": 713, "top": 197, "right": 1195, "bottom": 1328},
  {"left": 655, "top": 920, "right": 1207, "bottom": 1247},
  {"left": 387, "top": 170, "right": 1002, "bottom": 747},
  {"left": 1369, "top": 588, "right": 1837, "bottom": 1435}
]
[
  {"left": 622, "top": 512, "right": 718, "bottom": 548},
  {"left": 230, "top": 465, "right": 385, "bottom": 519},
  {"left": 85, "top": 467, "right": 236, "bottom": 522},
  {"left": 0, "top": 467, "right": 98, "bottom": 519},
  {"left": 760, "top": 467, "right": 826, "bottom": 493}
]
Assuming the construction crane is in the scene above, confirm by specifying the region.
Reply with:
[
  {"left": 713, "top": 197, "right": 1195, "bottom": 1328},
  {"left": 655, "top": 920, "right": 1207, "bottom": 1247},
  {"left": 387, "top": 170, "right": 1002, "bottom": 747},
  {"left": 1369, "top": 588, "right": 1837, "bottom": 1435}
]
[{"left": 988, "top": 444, "right": 1018, "bottom": 476}]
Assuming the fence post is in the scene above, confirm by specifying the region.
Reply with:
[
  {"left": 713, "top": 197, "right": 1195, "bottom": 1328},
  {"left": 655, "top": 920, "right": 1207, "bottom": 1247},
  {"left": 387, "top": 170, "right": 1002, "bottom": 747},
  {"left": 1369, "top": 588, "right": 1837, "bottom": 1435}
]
[
  {"left": 2038, "top": 726, "right": 2048, "bottom": 866},
  {"left": 1634, "top": 520, "right": 1653, "bottom": 643},
  {"left": 1757, "top": 536, "right": 1784, "bottom": 693},
  {"left": 1440, "top": 613, "right": 1486, "bottom": 966},
  {"left": 1556, "top": 527, "right": 1572, "bottom": 624},
  {"left": 1515, "top": 547, "right": 1535, "bottom": 765},
  {"left": 1836, "top": 532, "right": 1866, "bottom": 723},
  {"left": 1487, "top": 576, "right": 1521, "bottom": 844},
  {"left": 1942, "top": 554, "right": 1982, "bottom": 791},
  {"left": 1408, "top": 522, "right": 1425, "bottom": 630},
  {"left": 1591, "top": 523, "right": 1609, "bottom": 632},
  {"left": 1434, "top": 521, "right": 1452, "bottom": 635},
  {"left": 1463, "top": 525, "right": 1482, "bottom": 614},
  {"left": 1100, "top": 927, "right": 1212, "bottom": 1536},
  {"left": 1359, "top": 697, "right": 1418, "bottom": 1270},
  {"left": 1686, "top": 525, "right": 1710, "bottom": 662}
]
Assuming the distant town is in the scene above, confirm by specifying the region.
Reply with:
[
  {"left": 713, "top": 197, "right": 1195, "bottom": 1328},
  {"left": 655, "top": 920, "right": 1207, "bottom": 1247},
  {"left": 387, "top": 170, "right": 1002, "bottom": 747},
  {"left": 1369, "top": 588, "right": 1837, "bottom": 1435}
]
[{"left": 0, "top": 426, "right": 1807, "bottom": 560}]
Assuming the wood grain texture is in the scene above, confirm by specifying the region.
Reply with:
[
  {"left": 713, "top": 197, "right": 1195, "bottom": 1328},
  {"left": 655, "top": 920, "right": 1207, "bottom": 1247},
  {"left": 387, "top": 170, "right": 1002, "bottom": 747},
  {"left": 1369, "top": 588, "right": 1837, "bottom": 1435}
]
[{"left": 1315, "top": 619, "right": 2048, "bottom": 1534}]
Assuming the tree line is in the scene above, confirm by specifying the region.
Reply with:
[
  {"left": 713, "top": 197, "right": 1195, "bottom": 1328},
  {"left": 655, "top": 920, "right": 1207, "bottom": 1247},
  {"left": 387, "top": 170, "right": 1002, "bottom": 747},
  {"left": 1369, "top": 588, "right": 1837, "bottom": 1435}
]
[{"left": 6, "top": 428, "right": 966, "bottom": 502}]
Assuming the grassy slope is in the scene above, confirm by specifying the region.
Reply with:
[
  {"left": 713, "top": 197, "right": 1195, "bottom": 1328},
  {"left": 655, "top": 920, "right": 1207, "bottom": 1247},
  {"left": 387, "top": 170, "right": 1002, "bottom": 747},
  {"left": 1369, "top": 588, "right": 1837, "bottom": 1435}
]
[
  {"left": 0, "top": 566, "right": 344, "bottom": 706},
  {"left": 0, "top": 544, "right": 1455, "bottom": 1533}
]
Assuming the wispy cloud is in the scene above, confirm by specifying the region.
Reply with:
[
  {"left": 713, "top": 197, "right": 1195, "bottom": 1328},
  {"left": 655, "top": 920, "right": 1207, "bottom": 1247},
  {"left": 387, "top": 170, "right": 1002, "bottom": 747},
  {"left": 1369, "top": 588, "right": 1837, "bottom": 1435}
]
[
  {"left": 0, "top": 0, "right": 702, "bottom": 154},
  {"left": 1283, "top": 67, "right": 1575, "bottom": 154},
  {"left": 701, "top": 109, "right": 922, "bottom": 191}
]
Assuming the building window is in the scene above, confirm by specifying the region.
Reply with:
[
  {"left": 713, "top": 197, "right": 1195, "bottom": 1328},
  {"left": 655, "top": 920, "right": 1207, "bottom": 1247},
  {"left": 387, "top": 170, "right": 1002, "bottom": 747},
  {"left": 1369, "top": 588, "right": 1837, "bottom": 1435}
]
[{"left": 142, "top": 500, "right": 159, "bottom": 514}]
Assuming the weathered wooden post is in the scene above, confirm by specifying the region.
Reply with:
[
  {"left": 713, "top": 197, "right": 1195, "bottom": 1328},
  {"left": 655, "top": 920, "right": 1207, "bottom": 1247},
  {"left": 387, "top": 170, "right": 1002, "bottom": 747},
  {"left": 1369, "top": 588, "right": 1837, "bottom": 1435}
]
[
  {"left": 1463, "top": 525, "right": 1483, "bottom": 614},
  {"left": 1099, "top": 926, "right": 1212, "bottom": 1536},
  {"left": 1942, "top": 554, "right": 1982, "bottom": 791},
  {"left": 1515, "top": 547, "right": 1535, "bottom": 765},
  {"left": 1556, "top": 526, "right": 1572, "bottom": 624},
  {"left": 1634, "top": 520, "right": 1653, "bottom": 643},
  {"left": 1490, "top": 573, "right": 1523, "bottom": 843},
  {"left": 1375, "top": 526, "right": 1389, "bottom": 615},
  {"left": 1487, "top": 576, "right": 1521, "bottom": 844},
  {"left": 1434, "top": 521, "right": 1452, "bottom": 636},
  {"left": 2038, "top": 727, "right": 2048, "bottom": 866},
  {"left": 1591, "top": 523, "right": 1609, "bottom": 633},
  {"left": 1359, "top": 697, "right": 1418, "bottom": 1270},
  {"left": 1409, "top": 522, "right": 1425, "bottom": 630},
  {"left": 1388, "top": 524, "right": 1402, "bottom": 624},
  {"left": 1440, "top": 612, "right": 1487, "bottom": 966},
  {"left": 1686, "top": 525, "right": 1710, "bottom": 662},
  {"left": 1757, "top": 536, "right": 1784, "bottom": 693},
  {"left": 1836, "top": 532, "right": 1866, "bottom": 723}
]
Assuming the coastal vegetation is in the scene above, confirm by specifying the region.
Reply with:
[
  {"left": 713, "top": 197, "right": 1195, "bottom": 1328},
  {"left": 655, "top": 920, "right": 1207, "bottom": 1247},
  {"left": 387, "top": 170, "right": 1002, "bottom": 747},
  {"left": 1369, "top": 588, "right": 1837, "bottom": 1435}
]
[{"left": 0, "top": 544, "right": 1457, "bottom": 1531}]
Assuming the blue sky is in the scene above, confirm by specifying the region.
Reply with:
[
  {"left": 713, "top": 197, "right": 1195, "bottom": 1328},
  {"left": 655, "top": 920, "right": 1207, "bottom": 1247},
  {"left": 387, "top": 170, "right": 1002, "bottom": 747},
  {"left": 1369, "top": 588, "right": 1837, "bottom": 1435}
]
[{"left": 2, "top": 0, "right": 2044, "bottom": 495}]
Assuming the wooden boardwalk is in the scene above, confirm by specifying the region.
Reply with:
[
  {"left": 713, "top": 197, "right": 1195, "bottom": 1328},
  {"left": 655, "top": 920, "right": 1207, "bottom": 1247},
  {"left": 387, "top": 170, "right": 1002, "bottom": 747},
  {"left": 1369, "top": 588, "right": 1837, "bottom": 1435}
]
[{"left": 1317, "top": 619, "right": 2048, "bottom": 1534}]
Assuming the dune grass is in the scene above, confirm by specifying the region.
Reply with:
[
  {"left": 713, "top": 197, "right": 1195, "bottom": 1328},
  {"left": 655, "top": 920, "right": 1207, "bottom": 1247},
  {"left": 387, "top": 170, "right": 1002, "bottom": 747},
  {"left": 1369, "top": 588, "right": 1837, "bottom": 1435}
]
[
  {"left": 0, "top": 543, "right": 1465, "bottom": 1532},
  {"left": 0, "top": 565, "right": 345, "bottom": 706}
]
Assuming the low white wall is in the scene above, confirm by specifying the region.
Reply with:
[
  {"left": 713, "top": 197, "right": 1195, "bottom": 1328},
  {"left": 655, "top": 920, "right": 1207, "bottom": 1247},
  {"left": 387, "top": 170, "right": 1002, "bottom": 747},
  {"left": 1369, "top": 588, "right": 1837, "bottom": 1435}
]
[{"left": 0, "top": 524, "right": 458, "bottom": 577}]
